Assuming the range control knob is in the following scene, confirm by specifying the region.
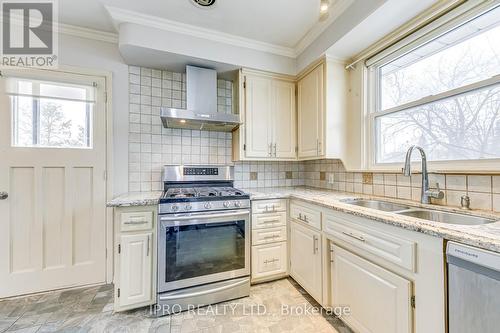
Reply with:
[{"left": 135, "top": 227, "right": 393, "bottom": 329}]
[
  {"left": 223, "top": 201, "right": 230, "bottom": 208},
  {"left": 171, "top": 205, "right": 179, "bottom": 212},
  {"left": 234, "top": 201, "right": 241, "bottom": 208},
  {"left": 204, "top": 202, "right": 212, "bottom": 209},
  {"left": 185, "top": 204, "right": 192, "bottom": 211}
]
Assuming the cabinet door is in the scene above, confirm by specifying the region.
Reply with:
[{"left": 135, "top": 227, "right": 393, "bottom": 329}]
[
  {"left": 118, "top": 233, "right": 153, "bottom": 309},
  {"left": 331, "top": 245, "right": 412, "bottom": 333},
  {"left": 245, "top": 74, "right": 272, "bottom": 158},
  {"left": 290, "top": 221, "right": 322, "bottom": 302},
  {"left": 297, "top": 64, "right": 324, "bottom": 159},
  {"left": 272, "top": 80, "right": 296, "bottom": 159},
  {"left": 252, "top": 242, "right": 288, "bottom": 281}
]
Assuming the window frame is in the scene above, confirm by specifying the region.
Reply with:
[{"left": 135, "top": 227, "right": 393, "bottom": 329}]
[{"left": 366, "top": 1, "right": 500, "bottom": 172}]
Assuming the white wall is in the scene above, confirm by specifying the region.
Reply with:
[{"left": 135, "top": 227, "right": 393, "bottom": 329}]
[{"left": 58, "top": 34, "right": 129, "bottom": 196}]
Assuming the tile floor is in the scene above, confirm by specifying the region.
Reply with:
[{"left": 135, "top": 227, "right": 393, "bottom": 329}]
[{"left": 0, "top": 279, "right": 352, "bottom": 333}]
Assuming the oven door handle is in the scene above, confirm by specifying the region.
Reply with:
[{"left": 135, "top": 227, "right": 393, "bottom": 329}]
[
  {"left": 160, "top": 210, "right": 250, "bottom": 222},
  {"left": 158, "top": 278, "right": 249, "bottom": 301}
]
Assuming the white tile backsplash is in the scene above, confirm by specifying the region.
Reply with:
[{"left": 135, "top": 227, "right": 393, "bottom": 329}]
[
  {"left": 127, "top": 66, "right": 500, "bottom": 213},
  {"left": 128, "top": 66, "right": 233, "bottom": 192}
]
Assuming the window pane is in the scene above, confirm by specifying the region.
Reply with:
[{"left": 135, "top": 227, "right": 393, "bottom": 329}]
[
  {"left": 12, "top": 96, "right": 93, "bottom": 149},
  {"left": 40, "top": 83, "right": 89, "bottom": 101},
  {"left": 380, "top": 6, "right": 500, "bottom": 110},
  {"left": 375, "top": 84, "right": 500, "bottom": 163}
]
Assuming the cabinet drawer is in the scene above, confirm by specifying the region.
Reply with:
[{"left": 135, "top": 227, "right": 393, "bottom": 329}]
[
  {"left": 120, "top": 211, "right": 153, "bottom": 232},
  {"left": 252, "top": 212, "right": 287, "bottom": 229},
  {"left": 290, "top": 201, "right": 321, "bottom": 230},
  {"left": 323, "top": 211, "right": 416, "bottom": 272},
  {"left": 252, "top": 226, "right": 287, "bottom": 245},
  {"left": 252, "top": 242, "right": 287, "bottom": 280},
  {"left": 252, "top": 199, "right": 287, "bottom": 213}
]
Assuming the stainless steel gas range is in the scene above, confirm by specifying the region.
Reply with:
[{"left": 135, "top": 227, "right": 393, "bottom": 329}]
[{"left": 156, "top": 165, "right": 251, "bottom": 314}]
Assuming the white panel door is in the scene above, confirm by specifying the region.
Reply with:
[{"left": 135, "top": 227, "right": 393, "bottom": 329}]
[
  {"left": 290, "top": 221, "right": 322, "bottom": 302},
  {"left": 272, "top": 80, "right": 296, "bottom": 159},
  {"left": 298, "top": 64, "right": 324, "bottom": 159},
  {"left": 244, "top": 74, "right": 272, "bottom": 158},
  {"left": 331, "top": 245, "right": 412, "bottom": 333},
  {"left": 0, "top": 69, "right": 107, "bottom": 298},
  {"left": 118, "top": 233, "right": 153, "bottom": 308}
]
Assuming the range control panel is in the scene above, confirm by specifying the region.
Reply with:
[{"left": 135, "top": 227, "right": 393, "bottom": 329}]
[{"left": 183, "top": 167, "right": 219, "bottom": 176}]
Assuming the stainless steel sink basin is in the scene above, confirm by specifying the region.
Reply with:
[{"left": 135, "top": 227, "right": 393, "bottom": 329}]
[
  {"left": 342, "top": 199, "right": 412, "bottom": 212},
  {"left": 397, "top": 209, "right": 497, "bottom": 225}
]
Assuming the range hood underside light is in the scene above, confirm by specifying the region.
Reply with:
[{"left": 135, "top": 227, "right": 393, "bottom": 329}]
[{"left": 160, "top": 108, "right": 241, "bottom": 132}]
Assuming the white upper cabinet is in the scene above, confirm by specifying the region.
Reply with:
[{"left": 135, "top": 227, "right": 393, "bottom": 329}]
[
  {"left": 272, "top": 80, "right": 296, "bottom": 159},
  {"left": 244, "top": 74, "right": 273, "bottom": 158},
  {"left": 297, "top": 59, "right": 349, "bottom": 162},
  {"left": 298, "top": 63, "right": 324, "bottom": 159},
  {"left": 233, "top": 70, "right": 296, "bottom": 161}
]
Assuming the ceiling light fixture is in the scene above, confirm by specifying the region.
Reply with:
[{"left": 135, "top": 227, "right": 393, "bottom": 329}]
[
  {"left": 320, "top": 0, "right": 330, "bottom": 13},
  {"left": 319, "top": 0, "right": 330, "bottom": 21},
  {"left": 191, "top": 0, "right": 217, "bottom": 9}
]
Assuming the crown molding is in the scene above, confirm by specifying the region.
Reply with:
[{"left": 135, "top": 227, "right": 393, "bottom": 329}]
[
  {"left": 0, "top": 13, "right": 119, "bottom": 44},
  {"left": 294, "top": 0, "right": 355, "bottom": 56},
  {"left": 57, "top": 23, "right": 118, "bottom": 44},
  {"left": 105, "top": 6, "right": 297, "bottom": 58}
]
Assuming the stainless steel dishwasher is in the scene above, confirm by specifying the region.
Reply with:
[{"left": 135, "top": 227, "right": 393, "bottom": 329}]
[{"left": 447, "top": 241, "right": 500, "bottom": 333}]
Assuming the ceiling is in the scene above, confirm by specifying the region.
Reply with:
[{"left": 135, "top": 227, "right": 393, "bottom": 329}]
[{"left": 59, "top": 0, "right": 343, "bottom": 48}]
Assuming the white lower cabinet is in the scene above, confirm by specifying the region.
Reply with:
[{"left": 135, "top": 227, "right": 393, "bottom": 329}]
[
  {"left": 118, "top": 233, "right": 153, "bottom": 308},
  {"left": 251, "top": 199, "right": 288, "bottom": 283},
  {"left": 331, "top": 244, "right": 412, "bottom": 333},
  {"left": 252, "top": 242, "right": 287, "bottom": 280},
  {"left": 290, "top": 220, "right": 322, "bottom": 302},
  {"left": 114, "top": 206, "right": 156, "bottom": 312}
]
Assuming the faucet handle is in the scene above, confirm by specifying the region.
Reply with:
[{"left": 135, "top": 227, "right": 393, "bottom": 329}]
[{"left": 426, "top": 182, "right": 445, "bottom": 200}]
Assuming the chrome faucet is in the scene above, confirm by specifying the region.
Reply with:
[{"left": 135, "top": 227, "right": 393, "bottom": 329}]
[{"left": 403, "top": 145, "right": 444, "bottom": 204}]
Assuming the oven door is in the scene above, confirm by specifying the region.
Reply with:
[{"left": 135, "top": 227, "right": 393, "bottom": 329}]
[{"left": 158, "top": 209, "right": 250, "bottom": 293}]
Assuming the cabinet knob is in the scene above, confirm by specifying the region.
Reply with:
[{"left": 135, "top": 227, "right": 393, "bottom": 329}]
[{"left": 0, "top": 192, "right": 8, "bottom": 200}]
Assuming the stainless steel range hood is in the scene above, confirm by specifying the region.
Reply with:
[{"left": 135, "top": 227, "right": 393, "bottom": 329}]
[{"left": 160, "top": 66, "right": 240, "bottom": 132}]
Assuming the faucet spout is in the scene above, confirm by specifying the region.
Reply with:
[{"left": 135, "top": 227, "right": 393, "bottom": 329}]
[{"left": 402, "top": 145, "right": 441, "bottom": 204}]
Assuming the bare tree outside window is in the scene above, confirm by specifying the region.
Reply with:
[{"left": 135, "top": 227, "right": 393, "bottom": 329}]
[
  {"left": 374, "top": 7, "right": 500, "bottom": 163},
  {"left": 10, "top": 80, "right": 93, "bottom": 149}
]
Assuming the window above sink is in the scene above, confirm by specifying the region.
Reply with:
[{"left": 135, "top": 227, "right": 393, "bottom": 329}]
[{"left": 366, "top": 3, "right": 500, "bottom": 171}]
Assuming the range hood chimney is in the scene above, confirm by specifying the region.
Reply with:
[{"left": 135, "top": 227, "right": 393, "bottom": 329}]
[{"left": 160, "top": 66, "right": 240, "bottom": 132}]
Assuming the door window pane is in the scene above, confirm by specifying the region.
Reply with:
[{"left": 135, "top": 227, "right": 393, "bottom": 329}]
[{"left": 9, "top": 79, "right": 95, "bottom": 149}]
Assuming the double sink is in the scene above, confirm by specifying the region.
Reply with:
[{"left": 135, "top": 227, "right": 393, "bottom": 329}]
[{"left": 342, "top": 199, "right": 497, "bottom": 226}]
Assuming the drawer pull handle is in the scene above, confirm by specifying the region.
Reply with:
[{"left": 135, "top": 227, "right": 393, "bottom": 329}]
[
  {"left": 264, "top": 258, "right": 279, "bottom": 264},
  {"left": 263, "top": 235, "right": 279, "bottom": 240},
  {"left": 124, "top": 220, "right": 148, "bottom": 225},
  {"left": 297, "top": 213, "right": 308, "bottom": 223},
  {"left": 342, "top": 231, "right": 366, "bottom": 242},
  {"left": 262, "top": 220, "right": 279, "bottom": 224}
]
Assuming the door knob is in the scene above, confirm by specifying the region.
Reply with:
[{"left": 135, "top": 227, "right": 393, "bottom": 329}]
[{"left": 0, "top": 192, "right": 8, "bottom": 200}]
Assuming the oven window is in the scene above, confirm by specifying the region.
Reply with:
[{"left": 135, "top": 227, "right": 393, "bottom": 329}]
[{"left": 165, "top": 220, "right": 246, "bottom": 282}]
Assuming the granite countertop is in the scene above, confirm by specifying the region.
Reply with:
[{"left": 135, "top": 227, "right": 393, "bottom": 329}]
[
  {"left": 107, "top": 191, "right": 162, "bottom": 207},
  {"left": 245, "top": 187, "right": 500, "bottom": 253},
  {"left": 107, "top": 187, "right": 500, "bottom": 253}
]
